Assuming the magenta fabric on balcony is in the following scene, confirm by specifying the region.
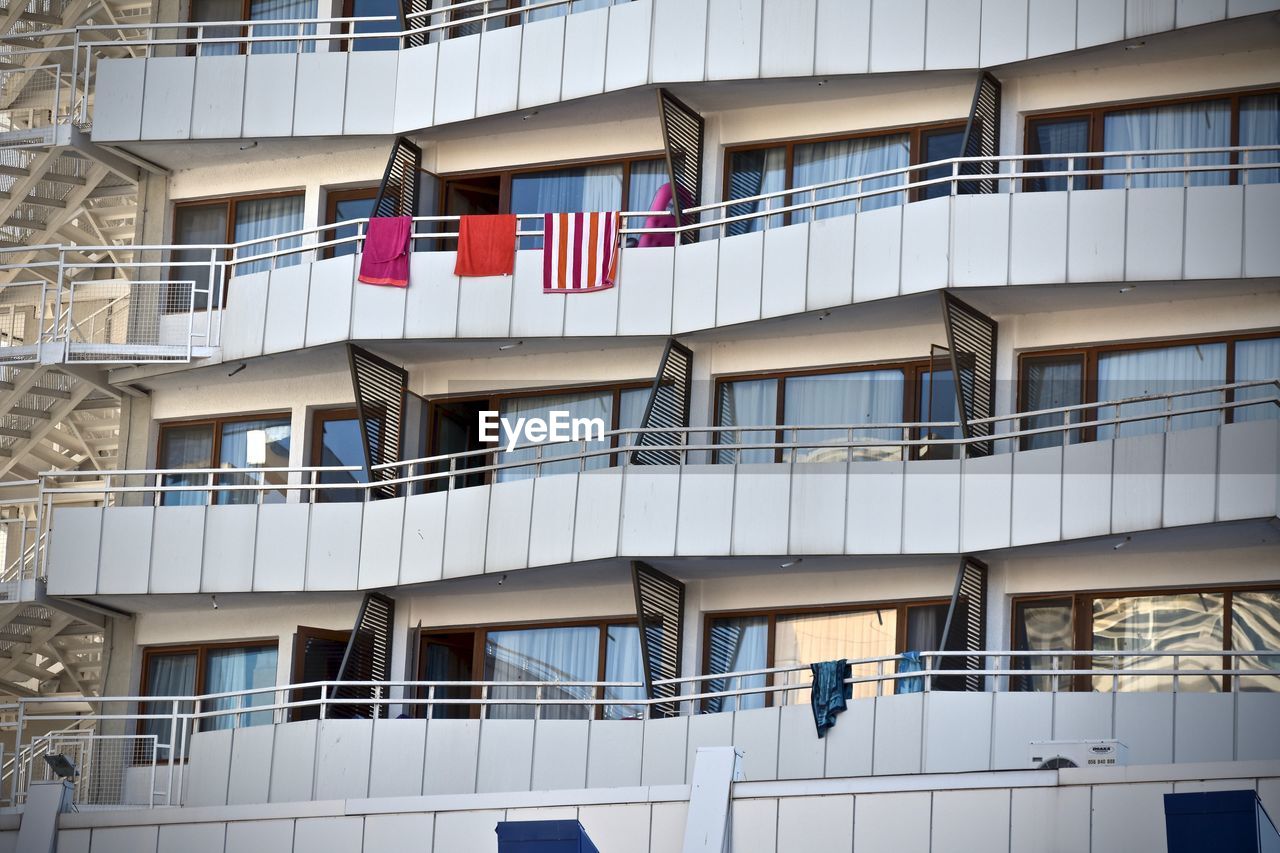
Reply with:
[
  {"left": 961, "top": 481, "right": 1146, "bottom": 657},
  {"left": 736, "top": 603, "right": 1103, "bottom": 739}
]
[
  {"left": 637, "top": 183, "right": 677, "bottom": 248},
  {"left": 542, "top": 211, "right": 620, "bottom": 293},
  {"left": 357, "top": 215, "right": 411, "bottom": 287}
]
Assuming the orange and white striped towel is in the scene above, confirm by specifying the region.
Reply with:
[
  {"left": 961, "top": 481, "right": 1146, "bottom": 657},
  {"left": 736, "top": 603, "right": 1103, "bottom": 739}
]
[{"left": 542, "top": 211, "right": 620, "bottom": 293}]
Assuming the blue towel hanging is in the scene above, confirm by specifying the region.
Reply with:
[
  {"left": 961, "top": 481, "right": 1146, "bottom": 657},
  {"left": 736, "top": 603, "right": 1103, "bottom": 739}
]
[
  {"left": 897, "top": 650, "right": 924, "bottom": 694},
  {"left": 809, "top": 659, "right": 852, "bottom": 738}
]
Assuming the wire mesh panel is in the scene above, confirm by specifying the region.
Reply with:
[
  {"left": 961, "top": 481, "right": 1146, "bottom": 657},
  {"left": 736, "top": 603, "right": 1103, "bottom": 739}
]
[
  {"left": 632, "top": 561, "right": 684, "bottom": 718},
  {"left": 60, "top": 280, "right": 202, "bottom": 363},
  {"left": 958, "top": 71, "right": 1001, "bottom": 194},
  {"left": 657, "top": 89, "right": 705, "bottom": 245},
  {"left": 333, "top": 592, "right": 395, "bottom": 719},
  {"left": 940, "top": 556, "right": 988, "bottom": 692},
  {"left": 940, "top": 292, "right": 997, "bottom": 458},
  {"left": 630, "top": 338, "right": 693, "bottom": 466},
  {"left": 372, "top": 137, "right": 423, "bottom": 219},
  {"left": 347, "top": 345, "right": 407, "bottom": 499},
  {"left": 25, "top": 733, "right": 161, "bottom": 808},
  {"left": 0, "top": 65, "right": 60, "bottom": 145}
]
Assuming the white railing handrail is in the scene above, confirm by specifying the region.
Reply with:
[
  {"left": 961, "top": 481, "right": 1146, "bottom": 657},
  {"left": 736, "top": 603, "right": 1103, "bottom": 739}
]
[
  {"left": 25, "top": 382, "right": 1278, "bottom": 498},
  {"left": 0, "top": 146, "right": 1275, "bottom": 279}
]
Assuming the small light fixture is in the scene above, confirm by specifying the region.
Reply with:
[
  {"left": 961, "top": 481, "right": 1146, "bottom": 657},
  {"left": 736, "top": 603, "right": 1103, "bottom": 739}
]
[
  {"left": 239, "top": 140, "right": 259, "bottom": 150},
  {"left": 228, "top": 363, "right": 247, "bottom": 377},
  {"left": 1113, "top": 535, "right": 1132, "bottom": 551},
  {"left": 817, "top": 310, "right": 832, "bottom": 321},
  {"left": 1124, "top": 40, "right": 1146, "bottom": 50},
  {"left": 522, "top": 111, "right": 539, "bottom": 121},
  {"left": 497, "top": 574, "right": 508, "bottom": 586},
  {"left": 498, "top": 340, "right": 524, "bottom": 351},
  {"left": 211, "top": 595, "right": 219, "bottom": 610},
  {"left": 779, "top": 558, "right": 803, "bottom": 569},
  {"left": 817, "top": 78, "right": 829, "bottom": 86},
  {"left": 1119, "top": 286, "right": 1137, "bottom": 294}
]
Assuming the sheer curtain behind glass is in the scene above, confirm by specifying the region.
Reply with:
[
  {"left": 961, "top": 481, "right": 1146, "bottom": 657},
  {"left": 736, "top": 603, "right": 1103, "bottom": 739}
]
[
  {"left": 774, "top": 610, "right": 897, "bottom": 703},
  {"left": 1233, "top": 337, "right": 1280, "bottom": 422},
  {"left": 1021, "top": 358, "right": 1083, "bottom": 449},
  {"left": 706, "top": 616, "right": 768, "bottom": 712},
  {"left": 204, "top": 646, "right": 279, "bottom": 729},
  {"left": 511, "top": 165, "right": 622, "bottom": 248},
  {"left": 726, "top": 148, "right": 786, "bottom": 235},
  {"left": 1102, "top": 100, "right": 1231, "bottom": 188},
  {"left": 1096, "top": 344, "right": 1227, "bottom": 438},
  {"left": 792, "top": 133, "right": 909, "bottom": 220},
  {"left": 485, "top": 626, "right": 599, "bottom": 720},
  {"left": 233, "top": 195, "right": 305, "bottom": 275},
  {"left": 141, "top": 653, "right": 196, "bottom": 757},
  {"left": 1233, "top": 591, "right": 1280, "bottom": 692},
  {"left": 524, "top": 0, "right": 612, "bottom": 23},
  {"left": 1091, "top": 594, "right": 1224, "bottom": 692},
  {"left": 1028, "top": 118, "right": 1089, "bottom": 191},
  {"left": 160, "top": 424, "right": 214, "bottom": 507},
  {"left": 1012, "top": 600, "right": 1074, "bottom": 692},
  {"left": 217, "top": 417, "right": 291, "bottom": 504},
  {"left": 190, "top": 0, "right": 243, "bottom": 57},
  {"left": 1241, "top": 94, "right": 1280, "bottom": 184},
  {"left": 497, "top": 391, "right": 613, "bottom": 481},
  {"left": 172, "top": 204, "right": 228, "bottom": 311},
  {"left": 602, "top": 625, "right": 645, "bottom": 719},
  {"left": 248, "top": 0, "right": 317, "bottom": 54},
  {"left": 716, "top": 379, "right": 778, "bottom": 464},
  {"left": 783, "top": 370, "right": 905, "bottom": 462}
]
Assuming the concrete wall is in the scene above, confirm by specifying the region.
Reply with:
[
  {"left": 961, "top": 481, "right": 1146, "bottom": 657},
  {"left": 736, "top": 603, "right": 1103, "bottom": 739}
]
[
  {"left": 89, "top": 0, "right": 1280, "bottom": 142},
  {"left": 34, "top": 761, "right": 1280, "bottom": 853},
  {"left": 45, "top": 419, "right": 1280, "bottom": 596}
]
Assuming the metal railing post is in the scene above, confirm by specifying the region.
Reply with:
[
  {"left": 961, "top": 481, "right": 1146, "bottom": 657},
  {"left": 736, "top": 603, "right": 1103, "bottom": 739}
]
[{"left": 319, "top": 684, "right": 328, "bottom": 720}]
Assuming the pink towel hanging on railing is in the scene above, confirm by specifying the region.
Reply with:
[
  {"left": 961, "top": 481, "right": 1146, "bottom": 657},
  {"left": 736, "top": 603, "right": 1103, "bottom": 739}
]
[
  {"left": 357, "top": 216, "right": 411, "bottom": 287},
  {"left": 636, "top": 183, "right": 677, "bottom": 248}
]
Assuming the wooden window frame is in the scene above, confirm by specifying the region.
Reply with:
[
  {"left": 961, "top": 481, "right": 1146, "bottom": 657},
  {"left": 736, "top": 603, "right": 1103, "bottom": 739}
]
[
  {"left": 720, "top": 118, "right": 969, "bottom": 226},
  {"left": 1011, "top": 583, "right": 1280, "bottom": 692},
  {"left": 1016, "top": 329, "right": 1280, "bottom": 445},
  {"left": 1023, "top": 87, "right": 1280, "bottom": 190},
  {"left": 169, "top": 189, "right": 306, "bottom": 310},
  {"left": 700, "top": 597, "right": 952, "bottom": 708},
  {"left": 415, "top": 615, "right": 640, "bottom": 720},
  {"left": 137, "top": 638, "right": 279, "bottom": 744},
  {"left": 322, "top": 186, "right": 379, "bottom": 260},
  {"left": 309, "top": 406, "right": 360, "bottom": 467},
  {"left": 156, "top": 411, "right": 292, "bottom": 503},
  {"left": 711, "top": 358, "right": 958, "bottom": 463},
  {"left": 424, "top": 379, "right": 653, "bottom": 486}
]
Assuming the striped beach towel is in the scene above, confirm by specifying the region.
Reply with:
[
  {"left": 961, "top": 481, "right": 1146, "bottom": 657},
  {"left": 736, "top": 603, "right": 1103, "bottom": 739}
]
[{"left": 543, "top": 211, "right": 621, "bottom": 293}]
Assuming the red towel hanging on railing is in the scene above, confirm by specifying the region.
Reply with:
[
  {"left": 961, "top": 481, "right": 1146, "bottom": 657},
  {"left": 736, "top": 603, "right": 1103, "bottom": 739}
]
[
  {"left": 357, "top": 216, "right": 411, "bottom": 288},
  {"left": 454, "top": 214, "right": 517, "bottom": 277}
]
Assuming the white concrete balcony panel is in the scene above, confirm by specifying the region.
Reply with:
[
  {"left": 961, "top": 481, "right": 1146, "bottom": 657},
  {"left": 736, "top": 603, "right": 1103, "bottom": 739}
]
[
  {"left": 43, "top": 418, "right": 1279, "bottom": 597},
  {"left": 207, "top": 183, "right": 1280, "bottom": 361},
  {"left": 85, "top": 0, "right": 1280, "bottom": 142}
]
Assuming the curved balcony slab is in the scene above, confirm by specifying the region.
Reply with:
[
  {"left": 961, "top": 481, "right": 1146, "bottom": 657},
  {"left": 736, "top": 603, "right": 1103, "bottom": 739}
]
[
  {"left": 89, "top": 0, "right": 1280, "bottom": 142},
  {"left": 176, "top": 690, "right": 1280, "bottom": 807},
  {"left": 45, "top": 419, "right": 1279, "bottom": 597},
  {"left": 213, "top": 183, "right": 1280, "bottom": 361}
]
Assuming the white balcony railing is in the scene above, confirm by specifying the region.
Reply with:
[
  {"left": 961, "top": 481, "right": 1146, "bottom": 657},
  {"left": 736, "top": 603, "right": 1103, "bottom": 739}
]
[{"left": 3, "top": 648, "right": 1276, "bottom": 807}]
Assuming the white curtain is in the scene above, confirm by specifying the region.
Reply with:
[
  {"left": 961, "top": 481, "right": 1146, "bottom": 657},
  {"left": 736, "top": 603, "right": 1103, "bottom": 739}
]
[
  {"left": 1091, "top": 594, "right": 1223, "bottom": 692},
  {"left": 1241, "top": 94, "right": 1279, "bottom": 185},
  {"left": 485, "top": 626, "right": 600, "bottom": 720},
  {"left": 160, "top": 424, "right": 214, "bottom": 507},
  {"left": 792, "top": 132, "right": 909, "bottom": 220},
  {"left": 1021, "top": 358, "right": 1084, "bottom": 449},
  {"left": 204, "top": 646, "right": 279, "bottom": 729},
  {"left": 1233, "top": 337, "right": 1280, "bottom": 422},
  {"left": 511, "top": 165, "right": 622, "bottom": 248},
  {"left": 141, "top": 653, "right": 197, "bottom": 754},
  {"left": 726, "top": 147, "right": 786, "bottom": 235},
  {"left": 775, "top": 610, "right": 897, "bottom": 703},
  {"left": 248, "top": 0, "right": 317, "bottom": 54},
  {"left": 1096, "top": 343, "right": 1227, "bottom": 438},
  {"left": 524, "top": 0, "right": 612, "bottom": 23},
  {"left": 1029, "top": 117, "right": 1090, "bottom": 191},
  {"left": 1102, "top": 100, "right": 1231, "bottom": 188},
  {"left": 706, "top": 617, "right": 769, "bottom": 712},
  {"left": 716, "top": 378, "right": 778, "bottom": 464},
  {"left": 626, "top": 159, "right": 670, "bottom": 211},
  {"left": 602, "top": 625, "right": 645, "bottom": 719},
  {"left": 217, "top": 417, "right": 291, "bottom": 504},
  {"left": 1014, "top": 601, "right": 1074, "bottom": 692},
  {"left": 233, "top": 195, "right": 305, "bottom": 276},
  {"left": 615, "top": 386, "right": 649, "bottom": 457},
  {"left": 1232, "top": 591, "right": 1280, "bottom": 692},
  {"left": 497, "top": 391, "right": 613, "bottom": 481},
  {"left": 783, "top": 369, "right": 906, "bottom": 462}
]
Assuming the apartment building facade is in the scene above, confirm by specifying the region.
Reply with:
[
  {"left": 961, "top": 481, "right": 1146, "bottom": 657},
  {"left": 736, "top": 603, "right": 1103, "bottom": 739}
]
[{"left": 0, "top": 1, "right": 1278, "bottom": 851}]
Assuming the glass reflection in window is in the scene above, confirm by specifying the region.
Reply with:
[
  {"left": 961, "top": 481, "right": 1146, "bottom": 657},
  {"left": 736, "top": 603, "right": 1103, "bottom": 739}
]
[{"left": 1091, "top": 593, "right": 1224, "bottom": 692}]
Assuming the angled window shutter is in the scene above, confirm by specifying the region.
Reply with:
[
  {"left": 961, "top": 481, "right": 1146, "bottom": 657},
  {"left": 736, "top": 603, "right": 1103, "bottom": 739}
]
[
  {"left": 373, "top": 136, "right": 423, "bottom": 219},
  {"left": 958, "top": 71, "right": 1001, "bottom": 194},
  {"left": 940, "top": 556, "right": 988, "bottom": 692},
  {"left": 632, "top": 561, "right": 684, "bottom": 718},
  {"left": 334, "top": 593, "right": 396, "bottom": 718},
  {"left": 941, "top": 293, "right": 998, "bottom": 458},
  {"left": 657, "top": 89, "right": 705, "bottom": 245},
  {"left": 630, "top": 338, "right": 693, "bottom": 466},
  {"left": 348, "top": 344, "right": 408, "bottom": 499},
  {"left": 400, "top": 0, "right": 429, "bottom": 48}
]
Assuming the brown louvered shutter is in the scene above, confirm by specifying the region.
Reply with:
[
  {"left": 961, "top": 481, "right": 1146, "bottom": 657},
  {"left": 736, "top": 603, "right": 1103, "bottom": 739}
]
[
  {"left": 657, "top": 89, "right": 705, "bottom": 245},
  {"left": 348, "top": 344, "right": 408, "bottom": 499},
  {"left": 940, "top": 293, "right": 998, "bottom": 458},
  {"left": 958, "top": 71, "right": 1001, "bottom": 194},
  {"left": 333, "top": 593, "right": 396, "bottom": 718},
  {"left": 939, "top": 556, "right": 988, "bottom": 692},
  {"left": 632, "top": 561, "right": 684, "bottom": 718},
  {"left": 373, "top": 136, "right": 423, "bottom": 219},
  {"left": 630, "top": 338, "right": 693, "bottom": 466}
]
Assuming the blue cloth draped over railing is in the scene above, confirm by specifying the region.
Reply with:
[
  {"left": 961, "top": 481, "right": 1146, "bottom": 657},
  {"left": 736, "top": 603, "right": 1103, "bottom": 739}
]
[
  {"left": 809, "top": 659, "right": 852, "bottom": 738},
  {"left": 897, "top": 650, "right": 924, "bottom": 694}
]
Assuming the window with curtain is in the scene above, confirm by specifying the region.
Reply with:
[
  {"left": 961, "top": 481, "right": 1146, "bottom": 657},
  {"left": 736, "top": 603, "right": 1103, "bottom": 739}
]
[
  {"left": 140, "top": 643, "right": 279, "bottom": 755},
  {"left": 188, "top": 0, "right": 246, "bottom": 57},
  {"left": 479, "top": 622, "right": 640, "bottom": 720},
  {"left": 791, "top": 133, "right": 909, "bottom": 220},
  {"left": 158, "top": 415, "right": 291, "bottom": 506},
  {"left": 1095, "top": 343, "right": 1227, "bottom": 439},
  {"left": 1013, "top": 586, "right": 1279, "bottom": 693},
  {"left": 1019, "top": 356, "right": 1084, "bottom": 449},
  {"left": 233, "top": 195, "right": 306, "bottom": 275},
  {"left": 1232, "top": 337, "right": 1280, "bottom": 422},
  {"left": 715, "top": 367, "right": 907, "bottom": 464},
  {"left": 511, "top": 165, "right": 623, "bottom": 249},
  {"left": 187, "top": 0, "right": 316, "bottom": 55},
  {"left": 497, "top": 390, "right": 614, "bottom": 480},
  {"left": 1102, "top": 99, "right": 1232, "bottom": 188},
  {"left": 1026, "top": 116, "right": 1090, "bottom": 192},
  {"left": 171, "top": 203, "right": 228, "bottom": 311},
  {"left": 725, "top": 147, "right": 786, "bottom": 236},
  {"left": 704, "top": 601, "right": 946, "bottom": 709},
  {"left": 1240, "top": 94, "right": 1280, "bottom": 184}
]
